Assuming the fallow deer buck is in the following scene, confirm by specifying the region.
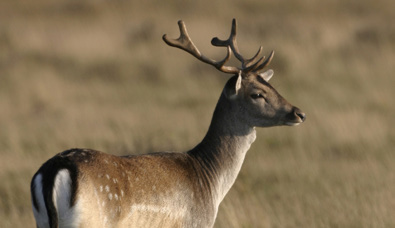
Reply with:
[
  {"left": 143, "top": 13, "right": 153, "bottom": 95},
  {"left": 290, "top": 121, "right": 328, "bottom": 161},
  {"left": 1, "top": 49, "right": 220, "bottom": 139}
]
[{"left": 31, "top": 19, "right": 305, "bottom": 228}]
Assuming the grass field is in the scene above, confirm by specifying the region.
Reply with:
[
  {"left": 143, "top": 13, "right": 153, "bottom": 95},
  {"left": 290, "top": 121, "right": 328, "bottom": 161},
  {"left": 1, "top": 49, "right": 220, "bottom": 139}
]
[{"left": 0, "top": 0, "right": 394, "bottom": 227}]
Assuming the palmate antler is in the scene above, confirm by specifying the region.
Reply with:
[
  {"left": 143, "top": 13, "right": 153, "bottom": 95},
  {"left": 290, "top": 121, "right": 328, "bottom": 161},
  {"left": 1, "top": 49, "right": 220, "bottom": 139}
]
[{"left": 162, "top": 19, "right": 274, "bottom": 75}]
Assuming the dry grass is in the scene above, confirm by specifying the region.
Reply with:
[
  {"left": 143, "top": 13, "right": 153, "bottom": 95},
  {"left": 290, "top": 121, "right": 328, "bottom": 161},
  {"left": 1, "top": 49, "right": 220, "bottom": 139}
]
[{"left": 1, "top": 0, "right": 394, "bottom": 227}]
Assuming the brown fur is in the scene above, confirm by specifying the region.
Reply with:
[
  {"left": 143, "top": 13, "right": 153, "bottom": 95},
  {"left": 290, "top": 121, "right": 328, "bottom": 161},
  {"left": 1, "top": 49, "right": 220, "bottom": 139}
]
[{"left": 31, "top": 72, "right": 305, "bottom": 228}]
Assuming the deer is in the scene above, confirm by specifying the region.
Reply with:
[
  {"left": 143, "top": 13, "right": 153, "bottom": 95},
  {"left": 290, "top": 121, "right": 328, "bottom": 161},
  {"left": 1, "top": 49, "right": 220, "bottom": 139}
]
[{"left": 30, "top": 19, "right": 305, "bottom": 228}]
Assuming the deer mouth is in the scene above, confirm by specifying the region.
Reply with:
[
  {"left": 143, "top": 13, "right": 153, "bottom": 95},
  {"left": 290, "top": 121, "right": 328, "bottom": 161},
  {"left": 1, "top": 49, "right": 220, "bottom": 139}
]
[
  {"left": 283, "top": 108, "right": 306, "bottom": 126},
  {"left": 285, "top": 121, "right": 302, "bottom": 126}
]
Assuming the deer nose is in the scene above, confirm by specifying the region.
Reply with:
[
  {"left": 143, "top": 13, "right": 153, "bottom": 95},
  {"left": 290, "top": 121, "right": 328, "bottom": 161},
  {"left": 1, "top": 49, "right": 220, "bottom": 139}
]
[{"left": 294, "top": 108, "right": 306, "bottom": 122}]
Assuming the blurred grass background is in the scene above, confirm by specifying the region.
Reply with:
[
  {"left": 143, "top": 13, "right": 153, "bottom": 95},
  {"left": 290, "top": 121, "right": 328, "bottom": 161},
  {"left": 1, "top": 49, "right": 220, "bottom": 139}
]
[{"left": 0, "top": 0, "right": 394, "bottom": 227}]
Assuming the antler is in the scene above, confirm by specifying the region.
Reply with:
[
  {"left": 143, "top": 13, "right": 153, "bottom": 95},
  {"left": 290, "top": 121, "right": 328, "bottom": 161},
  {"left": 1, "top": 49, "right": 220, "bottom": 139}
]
[
  {"left": 162, "top": 19, "right": 274, "bottom": 74},
  {"left": 212, "top": 19, "right": 274, "bottom": 73},
  {"left": 163, "top": 21, "right": 239, "bottom": 74}
]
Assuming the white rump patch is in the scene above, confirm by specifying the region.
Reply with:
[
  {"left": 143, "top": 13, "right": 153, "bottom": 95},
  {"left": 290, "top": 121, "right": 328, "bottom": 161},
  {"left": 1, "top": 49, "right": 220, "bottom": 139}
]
[
  {"left": 53, "top": 169, "right": 80, "bottom": 227},
  {"left": 32, "top": 174, "right": 49, "bottom": 228}
]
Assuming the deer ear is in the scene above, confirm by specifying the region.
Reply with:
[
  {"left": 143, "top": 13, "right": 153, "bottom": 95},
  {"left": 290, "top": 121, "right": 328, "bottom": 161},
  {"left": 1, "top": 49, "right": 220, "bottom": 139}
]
[
  {"left": 234, "top": 73, "right": 242, "bottom": 95},
  {"left": 259, "top": 69, "right": 274, "bottom": 82},
  {"left": 224, "top": 74, "right": 242, "bottom": 99}
]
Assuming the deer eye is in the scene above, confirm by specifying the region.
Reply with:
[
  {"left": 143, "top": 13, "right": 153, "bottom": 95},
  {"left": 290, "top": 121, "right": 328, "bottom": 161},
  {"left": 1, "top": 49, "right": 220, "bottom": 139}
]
[{"left": 250, "top": 93, "right": 265, "bottom": 99}]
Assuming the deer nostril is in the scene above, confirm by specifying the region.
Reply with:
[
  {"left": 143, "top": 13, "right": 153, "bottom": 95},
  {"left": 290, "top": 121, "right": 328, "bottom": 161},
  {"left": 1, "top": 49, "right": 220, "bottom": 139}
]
[{"left": 296, "top": 111, "right": 306, "bottom": 122}]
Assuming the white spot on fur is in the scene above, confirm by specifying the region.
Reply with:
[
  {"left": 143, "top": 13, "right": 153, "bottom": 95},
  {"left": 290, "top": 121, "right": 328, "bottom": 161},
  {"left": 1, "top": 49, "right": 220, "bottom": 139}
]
[
  {"left": 104, "top": 159, "right": 109, "bottom": 164},
  {"left": 105, "top": 185, "right": 110, "bottom": 192},
  {"left": 99, "top": 185, "right": 103, "bottom": 192},
  {"left": 121, "top": 190, "right": 124, "bottom": 197},
  {"left": 93, "top": 187, "right": 104, "bottom": 224},
  {"left": 114, "top": 194, "right": 118, "bottom": 201},
  {"left": 106, "top": 174, "right": 110, "bottom": 179},
  {"left": 108, "top": 193, "right": 113, "bottom": 200},
  {"left": 66, "top": 151, "right": 75, "bottom": 157}
]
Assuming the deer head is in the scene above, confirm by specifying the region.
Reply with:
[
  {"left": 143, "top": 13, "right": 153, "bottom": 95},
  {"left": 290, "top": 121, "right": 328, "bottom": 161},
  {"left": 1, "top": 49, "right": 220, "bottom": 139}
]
[{"left": 163, "top": 19, "right": 305, "bottom": 128}]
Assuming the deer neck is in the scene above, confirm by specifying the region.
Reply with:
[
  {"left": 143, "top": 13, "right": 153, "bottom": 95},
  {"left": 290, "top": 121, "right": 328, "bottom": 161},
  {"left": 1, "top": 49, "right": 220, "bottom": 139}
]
[{"left": 188, "top": 93, "right": 256, "bottom": 205}]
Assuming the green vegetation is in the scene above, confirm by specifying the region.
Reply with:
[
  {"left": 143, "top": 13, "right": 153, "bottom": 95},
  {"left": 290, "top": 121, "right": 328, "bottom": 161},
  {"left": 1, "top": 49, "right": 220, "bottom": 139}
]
[{"left": 0, "top": 0, "right": 394, "bottom": 227}]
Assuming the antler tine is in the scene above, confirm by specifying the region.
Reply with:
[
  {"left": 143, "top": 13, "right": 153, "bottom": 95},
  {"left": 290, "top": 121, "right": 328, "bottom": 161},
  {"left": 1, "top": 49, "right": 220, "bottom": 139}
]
[
  {"left": 252, "top": 50, "right": 274, "bottom": 72},
  {"left": 162, "top": 21, "right": 201, "bottom": 60},
  {"left": 211, "top": 19, "right": 267, "bottom": 71},
  {"left": 163, "top": 20, "right": 239, "bottom": 74},
  {"left": 244, "top": 46, "right": 263, "bottom": 68},
  {"left": 211, "top": 19, "right": 245, "bottom": 63}
]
